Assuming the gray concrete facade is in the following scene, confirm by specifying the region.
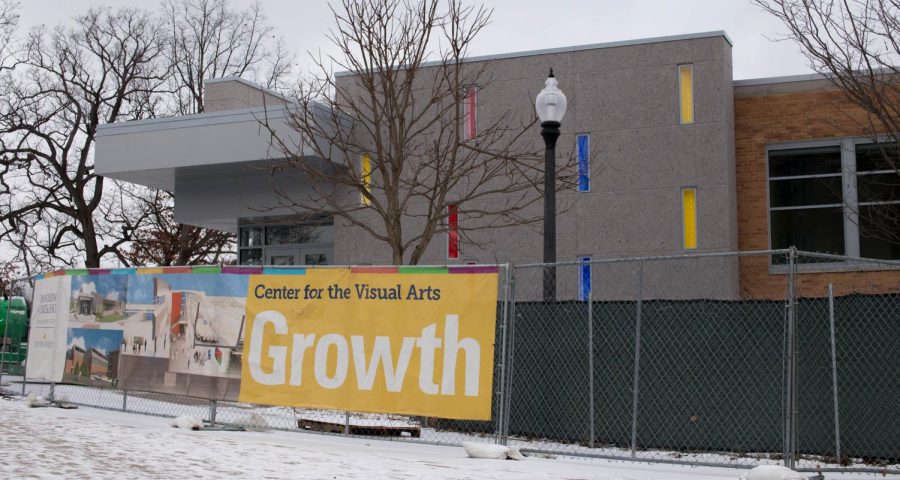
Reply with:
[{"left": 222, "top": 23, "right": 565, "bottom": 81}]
[{"left": 334, "top": 32, "right": 739, "bottom": 298}]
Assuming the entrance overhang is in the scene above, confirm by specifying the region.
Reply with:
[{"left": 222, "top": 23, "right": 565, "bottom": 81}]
[{"left": 95, "top": 104, "right": 343, "bottom": 191}]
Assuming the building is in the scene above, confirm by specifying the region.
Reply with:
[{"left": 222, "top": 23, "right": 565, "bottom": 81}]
[
  {"left": 65, "top": 344, "right": 85, "bottom": 376},
  {"left": 89, "top": 347, "right": 109, "bottom": 378},
  {"left": 94, "top": 31, "right": 900, "bottom": 299},
  {"left": 74, "top": 292, "right": 125, "bottom": 318}
]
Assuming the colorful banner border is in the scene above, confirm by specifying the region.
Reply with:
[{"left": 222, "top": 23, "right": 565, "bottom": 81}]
[{"left": 34, "top": 264, "right": 500, "bottom": 279}]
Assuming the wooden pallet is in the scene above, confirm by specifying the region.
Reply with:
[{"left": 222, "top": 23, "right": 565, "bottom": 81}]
[{"left": 297, "top": 418, "right": 421, "bottom": 438}]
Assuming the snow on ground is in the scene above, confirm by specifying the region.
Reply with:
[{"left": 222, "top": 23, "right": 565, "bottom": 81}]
[{"left": 0, "top": 398, "right": 889, "bottom": 480}]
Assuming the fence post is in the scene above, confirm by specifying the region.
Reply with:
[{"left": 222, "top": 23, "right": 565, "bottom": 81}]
[
  {"left": 587, "top": 263, "right": 595, "bottom": 449},
  {"left": 501, "top": 269, "right": 517, "bottom": 444},
  {"left": 828, "top": 283, "right": 841, "bottom": 463},
  {"left": 630, "top": 261, "right": 644, "bottom": 458},
  {"left": 122, "top": 389, "right": 128, "bottom": 412},
  {"left": 0, "top": 302, "right": 9, "bottom": 387},
  {"left": 209, "top": 399, "right": 217, "bottom": 427},
  {"left": 784, "top": 247, "right": 798, "bottom": 469},
  {"left": 48, "top": 382, "right": 55, "bottom": 402},
  {"left": 496, "top": 264, "right": 511, "bottom": 445},
  {"left": 20, "top": 277, "right": 35, "bottom": 397},
  {"left": 344, "top": 412, "right": 350, "bottom": 435}
]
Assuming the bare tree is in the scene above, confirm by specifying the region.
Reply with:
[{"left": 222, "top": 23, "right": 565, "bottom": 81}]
[
  {"left": 0, "top": 260, "right": 19, "bottom": 297},
  {"left": 120, "top": 0, "right": 299, "bottom": 266},
  {"left": 0, "top": 8, "right": 168, "bottom": 269},
  {"left": 0, "top": 0, "right": 17, "bottom": 71},
  {"left": 125, "top": 189, "right": 233, "bottom": 266},
  {"left": 756, "top": 0, "right": 900, "bottom": 247},
  {"left": 162, "top": 0, "right": 293, "bottom": 115},
  {"left": 267, "top": 0, "right": 571, "bottom": 265}
]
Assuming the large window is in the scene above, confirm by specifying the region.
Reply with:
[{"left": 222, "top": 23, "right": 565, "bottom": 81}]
[
  {"left": 768, "top": 140, "right": 900, "bottom": 261},
  {"left": 855, "top": 143, "right": 900, "bottom": 259},
  {"left": 238, "top": 220, "right": 334, "bottom": 266}
]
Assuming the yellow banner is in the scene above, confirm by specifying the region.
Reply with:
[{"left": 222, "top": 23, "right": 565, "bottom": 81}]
[{"left": 239, "top": 268, "right": 499, "bottom": 420}]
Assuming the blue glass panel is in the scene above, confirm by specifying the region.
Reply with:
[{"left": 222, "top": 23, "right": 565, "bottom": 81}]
[
  {"left": 577, "top": 134, "right": 590, "bottom": 192},
  {"left": 579, "top": 256, "right": 591, "bottom": 301}
]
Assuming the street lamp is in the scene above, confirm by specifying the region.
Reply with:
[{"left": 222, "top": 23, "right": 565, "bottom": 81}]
[{"left": 535, "top": 69, "right": 567, "bottom": 302}]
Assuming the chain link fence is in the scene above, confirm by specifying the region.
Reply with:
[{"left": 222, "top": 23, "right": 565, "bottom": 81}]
[
  {"left": 792, "top": 252, "right": 900, "bottom": 474},
  {"left": 503, "top": 251, "right": 787, "bottom": 468},
  {"left": 4, "top": 253, "right": 900, "bottom": 474},
  {"left": 503, "top": 250, "right": 900, "bottom": 474}
]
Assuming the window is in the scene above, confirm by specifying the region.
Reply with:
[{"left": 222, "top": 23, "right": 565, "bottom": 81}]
[
  {"left": 238, "top": 220, "right": 334, "bottom": 265},
  {"left": 855, "top": 143, "right": 900, "bottom": 259},
  {"left": 576, "top": 134, "right": 590, "bottom": 192},
  {"left": 463, "top": 87, "right": 477, "bottom": 140},
  {"left": 265, "top": 224, "right": 333, "bottom": 245},
  {"left": 361, "top": 154, "right": 372, "bottom": 206},
  {"left": 678, "top": 64, "right": 694, "bottom": 125},
  {"left": 579, "top": 256, "right": 591, "bottom": 301},
  {"left": 768, "top": 141, "right": 900, "bottom": 262},
  {"left": 768, "top": 145, "right": 844, "bottom": 260},
  {"left": 682, "top": 188, "right": 698, "bottom": 250},
  {"left": 447, "top": 204, "right": 459, "bottom": 259}
]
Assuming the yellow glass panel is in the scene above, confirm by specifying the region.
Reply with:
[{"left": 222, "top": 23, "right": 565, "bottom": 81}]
[
  {"left": 361, "top": 154, "right": 372, "bottom": 206},
  {"left": 682, "top": 188, "right": 697, "bottom": 249},
  {"left": 679, "top": 64, "right": 694, "bottom": 125}
]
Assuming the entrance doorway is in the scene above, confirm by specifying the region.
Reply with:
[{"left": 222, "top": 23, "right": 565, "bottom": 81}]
[{"left": 239, "top": 217, "right": 334, "bottom": 266}]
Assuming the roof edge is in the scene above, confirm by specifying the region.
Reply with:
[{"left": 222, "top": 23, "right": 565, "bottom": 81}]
[
  {"left": 733, "top": 72, "right": 827, "bottom": 86},
  {"left": 204, "top": 76, "right": 293, "bottom": 103},
  {"left": 96, "top": 105, "right": 295, "bottom": 137},
  {"left": 335, "top": 30, "right": 733, "bottom": 78}
]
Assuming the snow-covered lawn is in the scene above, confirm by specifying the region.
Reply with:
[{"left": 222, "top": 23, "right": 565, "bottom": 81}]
[{"left": 0, "top": 398, "right": 886, "bottom": 479}]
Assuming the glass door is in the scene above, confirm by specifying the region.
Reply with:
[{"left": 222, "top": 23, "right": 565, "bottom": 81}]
[
  {"left": 265, "top": 248, "right": 299, "bottom": 266},
  {"left": 300, "top": 246, "right": 331, "bottom": 266}
]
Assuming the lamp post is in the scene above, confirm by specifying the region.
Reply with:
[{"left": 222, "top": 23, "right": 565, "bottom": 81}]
[{"left": 535, "top": 69, "right": 567, "bottom": 302}]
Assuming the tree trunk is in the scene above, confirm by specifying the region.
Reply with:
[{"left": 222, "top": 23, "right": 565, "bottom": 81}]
[{"left": 82, "top": 222, "right": 100, "bottom": 268}]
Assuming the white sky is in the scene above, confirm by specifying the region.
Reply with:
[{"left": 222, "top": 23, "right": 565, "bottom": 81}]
[{"left": 19, "top": 0, "right": 812, "bottom": 81}]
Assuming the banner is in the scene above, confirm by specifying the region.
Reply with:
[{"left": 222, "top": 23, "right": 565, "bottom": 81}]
[
  {"left": 25, "top": 274, "right": 70, "bottom": 382},
  {"left": 239, "top": 268, "right": 498, "bottom": 420},
  {"left": 25, "top": 266, "right": 498, "bottom": 420}
]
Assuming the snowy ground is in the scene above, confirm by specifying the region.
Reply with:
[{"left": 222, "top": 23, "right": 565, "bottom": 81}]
[{"left": 0, "top": 398, "right": 890, "bottom": 480}]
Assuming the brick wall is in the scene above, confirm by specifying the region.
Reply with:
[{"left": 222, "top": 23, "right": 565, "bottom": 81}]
[{"left": 734, "top": 87, "right": 900, "bottom": 299}]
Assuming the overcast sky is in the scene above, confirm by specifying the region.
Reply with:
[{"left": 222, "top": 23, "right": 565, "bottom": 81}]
[{"left": 19, "top": 0, "right": 812, "bottom": 81}]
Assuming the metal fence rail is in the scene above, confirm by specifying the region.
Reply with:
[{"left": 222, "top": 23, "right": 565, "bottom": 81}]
[{"left": 3, "top": 252, "right": 900, "bottom": 474}]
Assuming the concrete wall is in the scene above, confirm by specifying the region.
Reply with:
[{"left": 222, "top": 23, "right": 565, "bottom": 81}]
[
  {"left": 173, "top": 162, "right": 321, "bottom": 233},
  {"left": 335, "top": 33, "right": 740, "bottom": 299},
  {"left": 204, "top": 77, "right": 290, "bottom": 112}
]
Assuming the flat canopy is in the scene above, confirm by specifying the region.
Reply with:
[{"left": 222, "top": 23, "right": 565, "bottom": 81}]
[{"left": 95, "top": 105, "right": 342, "bottom": 191}]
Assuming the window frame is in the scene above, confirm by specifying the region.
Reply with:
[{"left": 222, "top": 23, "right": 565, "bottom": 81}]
[{"left": 765, "top": 137, "right": 900, "bottom": 271}]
